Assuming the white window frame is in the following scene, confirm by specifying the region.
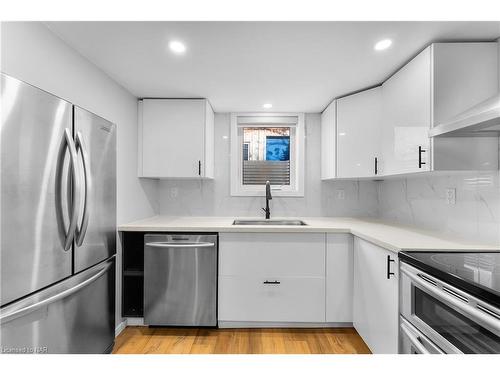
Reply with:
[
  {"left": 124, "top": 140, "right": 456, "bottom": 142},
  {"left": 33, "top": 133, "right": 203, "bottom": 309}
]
[{"left": 230, "top": 112, "right": 305, "bottom": 197}]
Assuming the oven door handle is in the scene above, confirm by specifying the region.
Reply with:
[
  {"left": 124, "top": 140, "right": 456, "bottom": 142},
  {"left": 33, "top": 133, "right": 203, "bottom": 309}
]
[
  {"left": 403, "top": 268, "right": 500, "bottom": 336},
  {"left": 400, "top": 321, "right": 431, "bottom": 354}
]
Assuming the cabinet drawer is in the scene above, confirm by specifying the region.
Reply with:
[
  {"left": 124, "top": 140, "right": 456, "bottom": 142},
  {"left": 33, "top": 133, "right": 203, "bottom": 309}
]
[
  {"left": 218, "top": 276, "right": 325, "bottom": 322},
  {"left": 219, "top": 233, "right": 325, "bottom": 277}
]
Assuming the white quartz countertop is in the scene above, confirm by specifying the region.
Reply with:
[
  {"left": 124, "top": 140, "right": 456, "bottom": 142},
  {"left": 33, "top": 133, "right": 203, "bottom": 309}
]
[{"left": 118, "top": 216, "right": 500, "bottom": 253}]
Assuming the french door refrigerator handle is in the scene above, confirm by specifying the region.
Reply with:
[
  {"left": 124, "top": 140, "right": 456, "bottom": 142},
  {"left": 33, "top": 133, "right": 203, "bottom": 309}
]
[
  {"left": 63, "top": 128, "right": 81, "bottom": 251},
  {"left": 0, "top": 259, "right": 113, "bottom": 325},
  {"left": 75, "top": 131, "right": 91, "bottom": 246}
]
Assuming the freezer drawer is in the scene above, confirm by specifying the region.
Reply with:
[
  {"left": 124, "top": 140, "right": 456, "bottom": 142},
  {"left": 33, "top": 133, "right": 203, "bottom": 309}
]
[
  {"left": 144, "top": 234, "right": 217, "bottom": 326},
  {"left": 0, "top": 256, "right": 115, "bottom": 354}
]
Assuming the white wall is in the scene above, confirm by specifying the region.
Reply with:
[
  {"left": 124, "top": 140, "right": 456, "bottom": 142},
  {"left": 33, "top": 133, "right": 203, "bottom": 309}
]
[
  {"left": 1, "top": 21, "right": 158, "bottom": 326},
  {"left": 157, "top": 113, "right": 379, "bottom": 217}
]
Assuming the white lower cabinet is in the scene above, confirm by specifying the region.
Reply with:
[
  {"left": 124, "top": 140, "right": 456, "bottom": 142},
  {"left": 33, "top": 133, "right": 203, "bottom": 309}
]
[
  {"left": 326, "top": 234, "right": 353, "bottom": 323},
  {"left": 218, "top": 232, "right": 326, "bottom": 325},
  {"left": 218, "top": 231, "right": 399, "bottom": 342},
  {"left": 353, "top": 237, "right": 399, "bottom": 354},
  {"left": 219, "top": 232, "right": 325, "bottom": 278},
  {"left": 219, "top": 276, "right": 325, "bottom": 322}
]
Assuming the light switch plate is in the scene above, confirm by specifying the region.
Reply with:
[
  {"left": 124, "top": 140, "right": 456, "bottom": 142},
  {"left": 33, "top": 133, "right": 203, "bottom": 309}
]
[{"left": 445, "top": 188, "right": 456, "bottom": 205}]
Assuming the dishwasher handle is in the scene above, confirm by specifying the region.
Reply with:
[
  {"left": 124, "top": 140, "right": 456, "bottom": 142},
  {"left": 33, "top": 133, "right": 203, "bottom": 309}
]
[{"left": 146, "top": 242, "right": 215, "bottom": 248}]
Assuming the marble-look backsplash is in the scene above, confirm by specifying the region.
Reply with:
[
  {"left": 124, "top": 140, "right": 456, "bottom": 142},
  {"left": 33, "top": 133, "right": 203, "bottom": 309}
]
[
  {"left": 377, "top": 171, "right": 500, "bottom": 245},
  {"left": 157, "top": 113, "right": 379, "bottom": 218},
  {"left": 157, "top": 112, "right": 500, "bottom": 245}
]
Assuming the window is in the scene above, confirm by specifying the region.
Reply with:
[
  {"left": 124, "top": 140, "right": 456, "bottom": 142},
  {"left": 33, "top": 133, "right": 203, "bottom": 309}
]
[{"left": 230, "top": 113, "right": 305, "bottom": 197}]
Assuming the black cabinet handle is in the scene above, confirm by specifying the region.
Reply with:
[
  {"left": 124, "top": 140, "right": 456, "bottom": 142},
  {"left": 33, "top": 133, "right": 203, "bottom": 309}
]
[
  {"left": 198, "top": 160, "right": 201, "bottom": 176},
  {"left": 387, "top": 255, "right": 395, "bottom": 279},
  {"left": 418, "top": 146, "right": 426, "bottom": 169},
  {"left": 374, "top": 157, "right": 378, "bottom": 175},
  {"left": 263, "top": 280, "right": 280, "bottom": 285}
]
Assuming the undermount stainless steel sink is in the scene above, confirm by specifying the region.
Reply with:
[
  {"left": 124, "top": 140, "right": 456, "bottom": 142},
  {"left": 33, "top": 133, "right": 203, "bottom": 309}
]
[{"left": 232, "top": 219, "right": 307, "bottom": 226}]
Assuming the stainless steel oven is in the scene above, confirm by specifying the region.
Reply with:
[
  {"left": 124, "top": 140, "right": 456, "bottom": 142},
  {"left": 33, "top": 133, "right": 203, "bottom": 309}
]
[{"left": 400, "top": 261, "right": 500, "bottom": 354}]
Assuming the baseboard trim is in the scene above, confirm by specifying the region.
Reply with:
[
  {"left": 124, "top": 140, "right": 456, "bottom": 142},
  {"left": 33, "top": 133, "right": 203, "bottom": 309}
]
[
  {"left": 119, "top": 318, "right": 353, "bottom": 329},
  {"left": 126, "top": 317, "right": 145, "bottom": 326},
  {"left": 115, "top": 320, "right": 126, "bottom": 337},
  {"left": 218, "top": 321, "right": 353, "bottom": 328}
]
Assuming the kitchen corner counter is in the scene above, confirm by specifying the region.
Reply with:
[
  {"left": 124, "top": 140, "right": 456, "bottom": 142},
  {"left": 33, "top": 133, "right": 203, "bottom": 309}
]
[{"left": 118, "top": 216, "right": 500, "bottom": 253}]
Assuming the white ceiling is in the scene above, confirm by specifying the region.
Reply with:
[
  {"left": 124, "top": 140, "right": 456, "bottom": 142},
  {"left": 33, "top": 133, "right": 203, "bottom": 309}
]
[{"left": 45, "top": 21, "right": 500, "bottom": 112}]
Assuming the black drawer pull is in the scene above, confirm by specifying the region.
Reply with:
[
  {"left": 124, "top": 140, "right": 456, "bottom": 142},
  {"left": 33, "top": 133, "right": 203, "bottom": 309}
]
[
  {"left": 263, "top": 280, "right": 280, "bottom": 285},
  {"left": 387, "top": 255, "right": 395, "bottom": 279},
  {"left": 418, "top": 146, "right": 426, "bottom": 169}
]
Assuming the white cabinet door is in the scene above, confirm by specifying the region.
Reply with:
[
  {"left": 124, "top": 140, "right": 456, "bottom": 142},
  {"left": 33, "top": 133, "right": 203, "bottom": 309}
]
[
  {"left": 381, "top": 46, "right": 432, "bottom": 175},
  {"left": 218, "top": 233, "right": 326, "bottom": 324},
  {"left": 204, "top": 101, "right": 215, "bottom": 179},
  {"left": 321, "top": 100, "right": 336, "bottom": 179},
  {"left": 326, "top": 234, "right": 353, "bottom": 323},
  {"left": 353, "top": 237, "right": 399, "bottom": 354},
  {"left": 219, "top": 233, "right": 325, "bottom": 278},
  {"left": 219, "top": 276, "right": 325, "bottom": 323},
  {"left": 336, "top": 88, "right": 382, "bottom": 178},
  {"left": 139, "top": 99, "right": 214, "bottom": 178}
]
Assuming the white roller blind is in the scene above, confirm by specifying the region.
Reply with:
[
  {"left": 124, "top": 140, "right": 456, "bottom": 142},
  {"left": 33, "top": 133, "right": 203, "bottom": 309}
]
[
  {"left": 242, "top": 160, "right": 290, "bottom": 185},
  {"left": 237, "top": 116, "right": 298, "bottom": 126}
]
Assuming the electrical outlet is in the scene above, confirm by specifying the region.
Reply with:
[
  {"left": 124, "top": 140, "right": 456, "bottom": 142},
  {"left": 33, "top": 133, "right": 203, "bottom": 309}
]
[
  {"left": 336, "top": 189, "right": 345, "bottom": 200},
  {"left": 445, "top": 188, "right": 456, "bottom": 205},
  {"left": 170, "top": 187, "right": 179, "bottom": 199}
]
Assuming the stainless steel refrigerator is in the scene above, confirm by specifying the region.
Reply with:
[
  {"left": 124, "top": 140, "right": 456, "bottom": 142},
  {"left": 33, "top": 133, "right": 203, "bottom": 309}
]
[{"left": 0, "top": 73, "right": 116, "bottom": 354}]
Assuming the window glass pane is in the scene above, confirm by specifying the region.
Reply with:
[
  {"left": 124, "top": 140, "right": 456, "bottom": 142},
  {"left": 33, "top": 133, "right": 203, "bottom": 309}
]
[{"left": 242, "top": 127, "right": 290, "bottom": 185}]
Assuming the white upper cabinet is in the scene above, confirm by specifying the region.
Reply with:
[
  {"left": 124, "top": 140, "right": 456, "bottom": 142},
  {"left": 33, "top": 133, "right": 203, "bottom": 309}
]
[
  {"left": 431, "top": 43, "right": 499, "bottom": 171},
  {"left": 323, "top": 42, "right": 499, "bottom": 180},
  {"left": 320, "top": 100, "right": 336, "bottom": 180},
  {"left": 381, "top": 46, "right": 432, "bottom": 175},
  {"left": 336, "top": 87, "right": 382, "bottom": 178},
  {"left": 432, "top": 43, "right": 499, "bottom": 125},
  {"left": 381, "top": 42, "right": 499, "bottom": 176},
  {"left": 138, "top": 99, "right": 215, "bottom": 178}
]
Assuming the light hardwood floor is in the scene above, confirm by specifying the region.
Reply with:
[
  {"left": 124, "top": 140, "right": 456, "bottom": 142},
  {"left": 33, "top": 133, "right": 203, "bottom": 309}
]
[{"left": 113, "top": 327, "right": 371, "bottom": 354}]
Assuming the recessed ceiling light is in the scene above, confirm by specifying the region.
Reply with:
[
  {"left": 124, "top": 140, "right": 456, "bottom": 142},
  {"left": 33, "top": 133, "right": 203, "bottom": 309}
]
[
  {"left": 169, "top": 40, "right": 186, "bottom": 54},
  {"left": 374, "top": 39, "right": 392, "bottom": 51},
  {"left": 263, "top": 103, "right": 273, "bottom": 109}
]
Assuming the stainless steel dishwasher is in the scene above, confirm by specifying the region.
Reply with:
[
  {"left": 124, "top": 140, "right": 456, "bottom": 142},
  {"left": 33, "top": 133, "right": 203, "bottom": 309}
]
[{"left": 144, "top": 234, "right": 217, "bottom": 326}]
